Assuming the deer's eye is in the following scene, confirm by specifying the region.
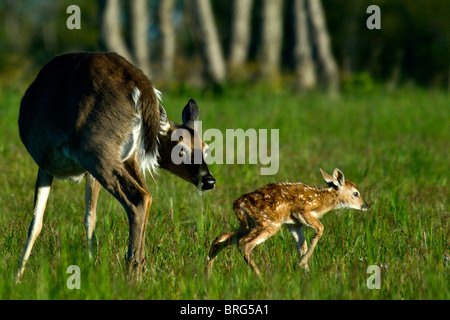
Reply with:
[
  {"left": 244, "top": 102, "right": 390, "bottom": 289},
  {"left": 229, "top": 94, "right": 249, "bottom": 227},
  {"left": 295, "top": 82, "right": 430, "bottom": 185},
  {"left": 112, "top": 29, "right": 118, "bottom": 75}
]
[{"left": 353, "top": 192, "right": 359, "bottom": 197}]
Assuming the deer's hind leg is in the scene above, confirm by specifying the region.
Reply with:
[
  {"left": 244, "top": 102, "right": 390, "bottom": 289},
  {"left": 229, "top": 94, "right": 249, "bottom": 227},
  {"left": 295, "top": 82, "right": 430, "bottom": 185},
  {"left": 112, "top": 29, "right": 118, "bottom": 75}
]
[
  {"left": 238, "top": 224, "right": 280, "bottom": 276},
  {"left": 15, "top": 168, "right": 54, "bottom": 283},
  {"left": 205, "top": 227, "right": 247, "bottom": 275}
]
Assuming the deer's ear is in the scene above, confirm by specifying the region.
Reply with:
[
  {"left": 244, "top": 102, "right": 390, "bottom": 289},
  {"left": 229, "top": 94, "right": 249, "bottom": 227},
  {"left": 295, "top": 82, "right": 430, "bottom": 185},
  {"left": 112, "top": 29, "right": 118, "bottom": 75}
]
[
  {"left": 320, "top": 168, "right": 334, "bottom": 186},
  {"left": 182, "top": 99, "right": 199, "bottom": 129},
  {"left": 332, "top": 168, "right": 345, "bottom": 187},
  {"left": 159, "top": 105, "right": 170, "bottom": 135}
]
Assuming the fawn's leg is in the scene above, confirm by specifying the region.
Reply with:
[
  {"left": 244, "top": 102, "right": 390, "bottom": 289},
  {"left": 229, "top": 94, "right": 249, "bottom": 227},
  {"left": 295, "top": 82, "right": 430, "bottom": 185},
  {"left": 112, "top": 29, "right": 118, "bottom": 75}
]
[
  {"left": 205, "top": 228, "right": 247, "bottom": 275},
  {"left": 84, "top": 173, "right": 101, "bottom": 260},
  {"left": 295, "top": 214, "right": 324, "bottom": 272},
  {"left": 238, "top": 225, "right": 279, "bottom": 276},
  {"left": 205, "top": 231, "right": 235, "bottom": 275},
  {"left": 15, "top": 169, "right": 53, "bottom": 283},
  {"left": 286, "top": 223, "right": 308, "bottom": 257}
]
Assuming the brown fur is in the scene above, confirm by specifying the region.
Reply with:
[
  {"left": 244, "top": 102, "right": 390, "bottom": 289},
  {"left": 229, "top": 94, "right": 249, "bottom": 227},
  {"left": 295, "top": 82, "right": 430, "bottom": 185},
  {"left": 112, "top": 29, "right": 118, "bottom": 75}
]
[
  {"left": 16, "top": 52, "right": 215, "bottom": 283},
  {"left": 206, "top": 168, "right": 368, "bottom": 276}
]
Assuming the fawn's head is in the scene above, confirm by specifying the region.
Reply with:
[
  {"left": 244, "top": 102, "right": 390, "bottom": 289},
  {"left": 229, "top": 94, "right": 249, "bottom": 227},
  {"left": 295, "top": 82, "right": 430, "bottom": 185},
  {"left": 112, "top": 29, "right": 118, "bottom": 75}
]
[
  {"left": 158, "top": 99, "right": 215, "bottom": 191},
  {"left": 320, "top": 168, "right": 368, "bottom": 211}
]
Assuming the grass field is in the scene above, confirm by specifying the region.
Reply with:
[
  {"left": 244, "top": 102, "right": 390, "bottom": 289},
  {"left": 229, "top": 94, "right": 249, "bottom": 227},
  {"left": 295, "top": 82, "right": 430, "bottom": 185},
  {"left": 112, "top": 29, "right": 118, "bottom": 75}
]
[{"left": 0, "top": 83, "right": 448, "bottom": 299}]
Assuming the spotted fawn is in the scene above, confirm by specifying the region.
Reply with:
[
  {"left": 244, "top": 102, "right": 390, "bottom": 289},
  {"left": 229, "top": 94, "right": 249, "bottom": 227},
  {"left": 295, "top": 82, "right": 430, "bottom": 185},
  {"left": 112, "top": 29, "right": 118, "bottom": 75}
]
[{"left": 206, "top": 168, "right": 368, "bottom": 275}]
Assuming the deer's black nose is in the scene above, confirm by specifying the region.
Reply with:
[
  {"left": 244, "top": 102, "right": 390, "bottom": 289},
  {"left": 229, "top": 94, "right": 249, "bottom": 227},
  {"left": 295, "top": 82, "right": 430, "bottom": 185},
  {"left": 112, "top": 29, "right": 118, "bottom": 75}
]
[{"left": 201, "top": 176, "right": 216, "bottom": 191}]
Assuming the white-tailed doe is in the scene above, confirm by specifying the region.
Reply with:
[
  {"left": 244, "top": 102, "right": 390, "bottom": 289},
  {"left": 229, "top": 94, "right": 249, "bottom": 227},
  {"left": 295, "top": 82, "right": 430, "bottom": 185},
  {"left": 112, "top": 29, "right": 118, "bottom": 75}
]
[
  {"left": 16, "top": 52, "right": 216, "bottom": 282},
  {"left": 206, "top": 168, "right": 368, "bottom": 275}
]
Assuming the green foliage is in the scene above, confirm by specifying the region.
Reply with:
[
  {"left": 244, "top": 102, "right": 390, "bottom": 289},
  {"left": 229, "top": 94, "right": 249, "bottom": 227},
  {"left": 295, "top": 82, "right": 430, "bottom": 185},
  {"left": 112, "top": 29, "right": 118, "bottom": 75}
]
[
  {"left": 342, "top": 72, "right": 378, "bottom": 94},
  {"left": 0, "top": 85, "right": 448, "bottom": 299},
  {"left": 324, "top": 0, "right": 450, "bottom": 87},
  {"left": 0, "top": 0, "right": 449, "bottom": 88}
]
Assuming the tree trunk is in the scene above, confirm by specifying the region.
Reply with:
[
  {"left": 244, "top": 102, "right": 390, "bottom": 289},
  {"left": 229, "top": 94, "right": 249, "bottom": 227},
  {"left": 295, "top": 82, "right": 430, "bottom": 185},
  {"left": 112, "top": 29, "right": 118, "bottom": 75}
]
[
  {"left": 130, "top": 0, "right": 151, "bottom": 77},
  {"left": 307, "top": 0, "right": 339, "bottom": 94},
  {"left": 259, "top": 0, "right": 283, "bottom": 78},
  {"left": 158, "top": 0, "right": 176, "bottom": 81},
  {"left": 294, "top": 0, "right": 317, "bottom": 91},
  {"left": 341, "top": 1, "right": 362, "bottom": 77},
  {"left": 192, "top": 0, "right": 227, "bottom": 84},
  {"left": 101, "top": 0, "right": 133, "bottom": 63},
  {"left": 229, "top": 0, "right": 253, "bottom": 75}
]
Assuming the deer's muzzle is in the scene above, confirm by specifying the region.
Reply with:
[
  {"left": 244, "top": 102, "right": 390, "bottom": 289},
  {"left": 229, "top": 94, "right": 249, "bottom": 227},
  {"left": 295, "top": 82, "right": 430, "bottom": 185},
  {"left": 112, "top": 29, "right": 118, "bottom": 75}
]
[{"left": 201, "top": 175, "right": 216, "bottom": 191}]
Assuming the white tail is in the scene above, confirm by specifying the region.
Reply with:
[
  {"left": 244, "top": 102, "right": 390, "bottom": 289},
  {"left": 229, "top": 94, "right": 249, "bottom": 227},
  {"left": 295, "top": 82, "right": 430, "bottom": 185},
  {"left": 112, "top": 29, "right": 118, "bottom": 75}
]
[
  {"left": 206, "top": 168, "right": 368, "bottom": 276},
  {"left": 16, "top": 52, "right": 215, "bottom": 282}
]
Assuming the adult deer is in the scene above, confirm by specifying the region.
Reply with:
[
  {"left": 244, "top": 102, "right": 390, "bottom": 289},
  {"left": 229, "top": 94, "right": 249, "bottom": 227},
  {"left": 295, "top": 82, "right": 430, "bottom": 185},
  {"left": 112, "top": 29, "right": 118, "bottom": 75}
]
[{"left": 16, "top": 52, "right": 215, "bottom": 282}]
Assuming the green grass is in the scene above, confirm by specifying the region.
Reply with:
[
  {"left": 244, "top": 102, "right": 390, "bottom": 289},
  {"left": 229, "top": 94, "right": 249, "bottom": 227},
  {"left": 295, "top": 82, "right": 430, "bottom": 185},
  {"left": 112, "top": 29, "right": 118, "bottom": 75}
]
[{"left": 0, "top": 84, "right": 448, "bottom": 299}]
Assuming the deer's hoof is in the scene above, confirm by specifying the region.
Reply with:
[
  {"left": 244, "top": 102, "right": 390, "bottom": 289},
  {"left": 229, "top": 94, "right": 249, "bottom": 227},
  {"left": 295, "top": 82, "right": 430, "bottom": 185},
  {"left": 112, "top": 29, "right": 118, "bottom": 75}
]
[
  {"left": 126, "top": 258, "right": 145, "bottom": 282},
  {"left": 295, "top": 261, "right": 310, "bottom": 273}
]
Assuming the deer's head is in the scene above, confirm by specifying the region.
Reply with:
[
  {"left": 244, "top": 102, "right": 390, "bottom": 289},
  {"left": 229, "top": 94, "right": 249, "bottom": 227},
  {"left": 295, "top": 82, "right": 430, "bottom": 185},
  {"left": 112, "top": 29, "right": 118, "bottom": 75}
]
[
  {"left": 158, "top": 99, "right": 215, "bottom": 191},
  {"left": 320, "top": 168, "right": 368, "bottom": 211}
]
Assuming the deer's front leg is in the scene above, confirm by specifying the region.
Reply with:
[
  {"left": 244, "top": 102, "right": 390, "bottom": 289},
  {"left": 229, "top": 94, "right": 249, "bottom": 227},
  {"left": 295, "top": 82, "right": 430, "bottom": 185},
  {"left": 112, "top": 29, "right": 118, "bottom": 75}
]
[
  {"left": 126, "top": 195, "right": 151, "bottom": 279},
  {"left": 84, "top": 173, "right": 101, "bottom": 260},
  {"left": 87, "top": 157, "right": 151, "bottom": 281},
  {"left": 294, "top": 213, "right": 324, "bottom": 272},
  {"left": 286, "top": 223, "right": 308, "bottom": 258}
]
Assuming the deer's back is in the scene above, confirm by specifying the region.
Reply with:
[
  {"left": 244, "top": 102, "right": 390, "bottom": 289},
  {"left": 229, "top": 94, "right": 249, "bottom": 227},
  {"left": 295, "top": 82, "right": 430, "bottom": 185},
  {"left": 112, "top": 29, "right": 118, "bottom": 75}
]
[
  {"left": 18, "top": 52, "right": 158, "bottom": 179},
  {"left": 234, "top": 183, "right": 314, "bottom": 225}
]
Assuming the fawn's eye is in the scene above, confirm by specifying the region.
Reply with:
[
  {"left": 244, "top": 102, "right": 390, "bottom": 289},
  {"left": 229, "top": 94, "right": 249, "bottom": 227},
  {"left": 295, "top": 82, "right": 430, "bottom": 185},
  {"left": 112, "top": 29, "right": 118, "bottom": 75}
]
[{"left": 353, "top": 192, "right": 359, "bottom": 197}]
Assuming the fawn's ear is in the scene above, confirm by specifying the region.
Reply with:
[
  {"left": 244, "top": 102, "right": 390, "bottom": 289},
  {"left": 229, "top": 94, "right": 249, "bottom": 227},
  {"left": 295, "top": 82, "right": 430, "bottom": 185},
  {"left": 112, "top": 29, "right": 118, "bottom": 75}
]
[
  {"left": 321, "top": 168, "right": 345, "bottom": 189},
  {"left": 320, "top": 168, "right": 334, "bottom": 186},
  {"left": 182, "top": 98, "right": 199, "bottom": 129},
  {"left": 332, "top": 168, "right": 345, "bottom": 187}
]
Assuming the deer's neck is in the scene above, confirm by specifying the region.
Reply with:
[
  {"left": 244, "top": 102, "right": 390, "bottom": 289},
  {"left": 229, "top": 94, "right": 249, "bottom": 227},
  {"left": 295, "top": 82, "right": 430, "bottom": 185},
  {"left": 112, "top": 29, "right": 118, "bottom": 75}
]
[{"left": 312, "top": 187, "right": 342, "bottom": 217}]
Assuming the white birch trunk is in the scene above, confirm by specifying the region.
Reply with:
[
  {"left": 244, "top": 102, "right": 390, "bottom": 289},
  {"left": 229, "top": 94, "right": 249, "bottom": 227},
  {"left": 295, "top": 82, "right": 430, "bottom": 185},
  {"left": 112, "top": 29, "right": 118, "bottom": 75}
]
[
  {"left": 229, "top": 0, "right": 253, "bottom": 73},
  {"left": 158, "top": 0, "right": 176, "bottom": 80},
  {"left": 307, "top": 0, "right": 339, "bottom": 94},
  {"left": 192, "top": 0, "right": 227, "bottom": 84},
  {"left": 130, "top": 0, "right": 151, "bottom": 77},
  {"left": 259, "top": 0, "right": 284, "bottom": 78},
  {"left": 294, "top": 0, "right": 317, "bottom": 91},
  {"left": 101, "top": 0, "right": 133, "bottom": 63}
]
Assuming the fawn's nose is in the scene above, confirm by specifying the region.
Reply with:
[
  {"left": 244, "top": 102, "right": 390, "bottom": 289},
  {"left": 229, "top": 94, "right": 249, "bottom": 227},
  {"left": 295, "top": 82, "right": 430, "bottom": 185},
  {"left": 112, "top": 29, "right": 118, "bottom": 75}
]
[
  {"left": 361, "top": 203, "right": 369, "bottom": 211},
  {"left": 201, "top": 175, "right": 216, "bottom": 191}
]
